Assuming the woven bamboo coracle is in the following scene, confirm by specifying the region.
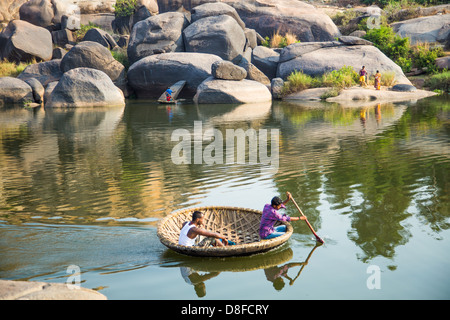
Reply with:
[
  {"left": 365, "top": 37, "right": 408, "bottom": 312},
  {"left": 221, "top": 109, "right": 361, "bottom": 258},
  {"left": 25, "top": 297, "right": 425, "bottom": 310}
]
[{"left": 157, "top": 206, "right": 293, "bottom": 257}]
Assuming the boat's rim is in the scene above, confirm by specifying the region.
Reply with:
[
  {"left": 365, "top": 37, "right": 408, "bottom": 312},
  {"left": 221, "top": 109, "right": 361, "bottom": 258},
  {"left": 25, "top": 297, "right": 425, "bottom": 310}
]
[{"left": 157, "top": 206, "right": 293, "bottom": 257}]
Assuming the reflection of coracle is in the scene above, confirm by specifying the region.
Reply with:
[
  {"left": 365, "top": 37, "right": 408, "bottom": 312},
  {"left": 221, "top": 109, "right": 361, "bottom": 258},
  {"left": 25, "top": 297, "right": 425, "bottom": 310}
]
[{"left": 161, "top": 245, "right": 294, "bottom": 273}]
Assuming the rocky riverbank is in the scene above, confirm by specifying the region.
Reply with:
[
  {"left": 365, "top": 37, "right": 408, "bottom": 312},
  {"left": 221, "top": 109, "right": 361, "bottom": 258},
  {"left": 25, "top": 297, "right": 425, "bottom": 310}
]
[
  {"left": 0, "top": 279, "right": 107, "bottom": 300},
  {"left": 0, "top": 0, "right": 446, "bottom": 108}
]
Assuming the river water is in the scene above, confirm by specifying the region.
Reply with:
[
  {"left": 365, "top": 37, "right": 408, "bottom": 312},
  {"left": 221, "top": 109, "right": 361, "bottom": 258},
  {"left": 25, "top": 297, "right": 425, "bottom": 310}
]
[{"left": 0, "top": 96, "right": 449, "bottom": 300}]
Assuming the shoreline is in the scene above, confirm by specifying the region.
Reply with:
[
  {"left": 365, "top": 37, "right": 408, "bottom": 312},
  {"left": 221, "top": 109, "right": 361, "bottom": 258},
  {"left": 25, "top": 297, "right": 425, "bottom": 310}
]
[{"left": 0, "top": 279, "right": 107, "bottom": 300}]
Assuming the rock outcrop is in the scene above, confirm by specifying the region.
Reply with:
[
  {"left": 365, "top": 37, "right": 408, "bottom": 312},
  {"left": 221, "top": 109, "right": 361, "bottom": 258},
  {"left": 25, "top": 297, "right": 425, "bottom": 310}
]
[
  {"left": 127, "top": 11, "right": 189, "bottom": 64},
  {"left": 194, "top": 77, "right": 272, "bottom": 104},
  {"left": 277, "top": 41, "right": 411, "bottom": 85},
  {"left": 60, "top": 41, "right": 126, "bottom": 88},
  {"left": 0, "top": 20, "right": 53, "bottom": 63},
  {"left": 45, "top": 67, "right": 125, "bottom": 108},
  {"left": 0, "top": 77, "right": 34, "bottom": 106},
  {"left": 183, "top": 14, "right": 246, "bottom": 63},
  {"left": 0, "top": 279, "right": 107, "bottom": 300},
  {"left": 391, "top": 14, "right": 450, "bottom": 46},
  {"left": 127, "top": 52, "right": 222, "bottom": 98}
]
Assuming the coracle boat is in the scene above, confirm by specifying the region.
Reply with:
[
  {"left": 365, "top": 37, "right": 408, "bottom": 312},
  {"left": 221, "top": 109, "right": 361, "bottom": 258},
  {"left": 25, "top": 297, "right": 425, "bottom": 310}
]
[{"left": 157, "top": 206, "right": 293, "bottom": 257}]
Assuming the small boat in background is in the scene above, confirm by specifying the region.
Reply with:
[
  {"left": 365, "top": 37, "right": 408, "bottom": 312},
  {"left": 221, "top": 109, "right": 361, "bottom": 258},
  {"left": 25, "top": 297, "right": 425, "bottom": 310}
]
[{"left": 158, "top": 80, "right": 186, "bottom": 104}]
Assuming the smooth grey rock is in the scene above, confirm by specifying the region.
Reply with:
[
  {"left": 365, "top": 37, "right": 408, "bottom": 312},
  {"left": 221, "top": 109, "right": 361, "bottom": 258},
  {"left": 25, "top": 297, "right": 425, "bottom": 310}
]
[
  {"left": 18, "top": 59, "right": 63, "bottom": 86},
  {"left": 391, "top": 84, "right": 417, "bottom": 92},
  {"left": 127, "top": 52, "right": 222, "bottom": 98},
  {"left": 60, "top": 41, "right": 126, "bottom": 87},
  {"left": 183, "top": 14, "right": 246, "bottom": 63},
  {"left": 194, "top": 76, "right": 272, "bottom": 104},
  {"left": 127, "top": 11, "right": 189, "bottom": 64},
  {"left": 45, "top": 67, "right": 125, "bottom": 108},
  {"left": 82, "top": 28, "right": 118, "bottom": 49},
  {"left": 251, "top": 46, "right": 280, "bottom": 80},
  {"left": 0, "top": 20, "right": 53, "bottom": 63},
  {"left": 212, "top": 60, "right": 247, "bottom": 80},
  {"left": 0, "top": 77, "right": 34, "bottom": 106}
]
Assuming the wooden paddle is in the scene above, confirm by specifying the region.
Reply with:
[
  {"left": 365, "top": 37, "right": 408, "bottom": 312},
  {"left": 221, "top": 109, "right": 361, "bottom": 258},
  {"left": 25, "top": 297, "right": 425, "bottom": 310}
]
[{"left": 290, "top": 195, "right": 325, "bottom": 244}]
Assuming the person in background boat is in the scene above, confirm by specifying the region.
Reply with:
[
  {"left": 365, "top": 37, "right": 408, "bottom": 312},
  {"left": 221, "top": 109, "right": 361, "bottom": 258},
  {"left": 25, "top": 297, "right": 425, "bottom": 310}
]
[
  {"left": 260, "top": 192, "right": 306, "bottom": 240},
  {"left": 165, "top": 88, "right": 173, "bottom": 102},
  {"left": 374, "top": 70, "right": 381, "bottom": 90},
  {"left": 178, "top": 210, "right": 229, "bottom": 247},
  {"left": 359, "top": 66, "right": 368, "bottom": 87}
]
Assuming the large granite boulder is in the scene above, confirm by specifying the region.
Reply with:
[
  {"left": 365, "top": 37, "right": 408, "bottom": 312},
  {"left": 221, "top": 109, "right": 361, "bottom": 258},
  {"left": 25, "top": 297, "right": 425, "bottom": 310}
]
[
  {"left": 391, "top": 14, "right": 450, "bottom": 45},
  {"left": 212, "top": 60, "right": 247, "bottom": 80},
  {"left": 277, "top": 41, "right": 411, "bottom": 85},
  {"left": 190, "top": 2, "right": 245, "bottom": 30},
  {"left": 82, "top": 28, "right": 118, "bottom": 50},
  {"left": 183, "top": 14, "right": 246, "bottom": 63},
  {"left": 0, "top": 0, "right": 28, "bottom": 22},
  {"left": 194, "top": 77, "right": 272, "bottom": 104},
  {"left": 127, "top": 11, "right": 189, "bottom": 64},
  {"left": 0, "top": 20, "right": 52, "bottom": 63},
  {"left": 18, "top": 0, "right": 54, "bottom": 28},
  {"left": 251, "top": 45, "right": 280, "bottom": 80},
  {"left": 45, "top": 67, "right": 125, "bottom": 108},
  {"left": 127, "top": 52, "right": 222, "bottom": 98},
  {"left": 0, "top": 77, "right": 34, "bottom": 106},
  {"left": 60, "top": 41, "right": 126, "bottom": 88},
  {"left": 224, "top": 0, "right": 340, "bottom": 42},
  {"left": 18, "top": 0, "right": 80, "bottom": 28},
  {"left": 158, "top": 0, "right": 340, "bottom": 42},
  {"left": 17, "top": 59, "right": 63, "bottom": 86}
]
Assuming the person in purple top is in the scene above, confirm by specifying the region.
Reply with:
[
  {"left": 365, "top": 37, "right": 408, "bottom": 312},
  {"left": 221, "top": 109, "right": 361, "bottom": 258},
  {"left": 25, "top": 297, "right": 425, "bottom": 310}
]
[{"left": 259, "top": 192, "right": 306, "bottom": 240}]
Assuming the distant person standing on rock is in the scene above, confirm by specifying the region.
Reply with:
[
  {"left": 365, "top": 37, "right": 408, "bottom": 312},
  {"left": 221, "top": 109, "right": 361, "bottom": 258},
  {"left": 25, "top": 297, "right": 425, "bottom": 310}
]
[
  {"left": 374, "top": 70, "right": 381, "bottom": 90},
  {"left": 359, "top": 66, "right": 368, "bottom": 87}
]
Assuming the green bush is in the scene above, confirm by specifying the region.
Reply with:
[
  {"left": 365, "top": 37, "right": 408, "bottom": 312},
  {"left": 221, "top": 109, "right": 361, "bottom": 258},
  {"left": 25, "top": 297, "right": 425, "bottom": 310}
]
[
  {"left": 113, "top": 0, "right": 138, "bottom": 17},
  {"left": 281, "top": 66, "right": 359, "bottom": 97},
  {"left": 74, "top": 22, "right": 100, "bottom": 42},
  {"left": 322, "top": 66, "right": 359, "bottom": 89},
  {"left": 111, "top": 48, "right": 130, "bottom": 70},
  {"left": 411, "top": 44, "right": 444, "bottom": 74},
  {"left": 281, "top": 70, "right": 315, "bottom": 95},
  {"left": 363, "top": 25, "right": 412, "bottom": 72},
  {"left": 425, "top": 71, "right": 450, "bottom": 93}
]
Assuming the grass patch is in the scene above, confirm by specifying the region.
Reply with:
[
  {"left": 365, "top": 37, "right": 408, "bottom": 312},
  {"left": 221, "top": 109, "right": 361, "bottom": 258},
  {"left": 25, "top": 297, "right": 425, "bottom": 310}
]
[
  {"left": 0, "top": 59, "right": 36, "bottom": 77},
  {"left": 74, "top": 22, "right": 101, "bottom": 42},
  {"left": 262, "top": 31, "right": 300, "bottom": 48},
  {"left": 281, "top": 66, "right": 360, "bottom": 98},
  {"left": 111, "top": 48, "right": 130, "bottom": 70},
  {"left": 381, "top": 71, "right": 396, "bottom": 86},
  {"left": 425, "top": 71, "right": 450, "bottom": 93}
]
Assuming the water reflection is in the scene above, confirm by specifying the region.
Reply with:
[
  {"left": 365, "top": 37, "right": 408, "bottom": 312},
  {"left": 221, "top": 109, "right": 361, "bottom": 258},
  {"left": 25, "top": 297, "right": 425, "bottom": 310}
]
[
  {"left": 0, "top": 96, "right": 449, "bottom": 281},
  {"left": 163, "top": 244, "right": 321, "bottom": 297}
]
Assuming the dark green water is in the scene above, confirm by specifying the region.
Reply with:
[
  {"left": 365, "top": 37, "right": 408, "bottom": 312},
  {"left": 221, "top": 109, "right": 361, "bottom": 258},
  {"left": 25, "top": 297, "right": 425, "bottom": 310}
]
[{"left": 0, "top": 96, "right": 449, "bottom": 299}]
